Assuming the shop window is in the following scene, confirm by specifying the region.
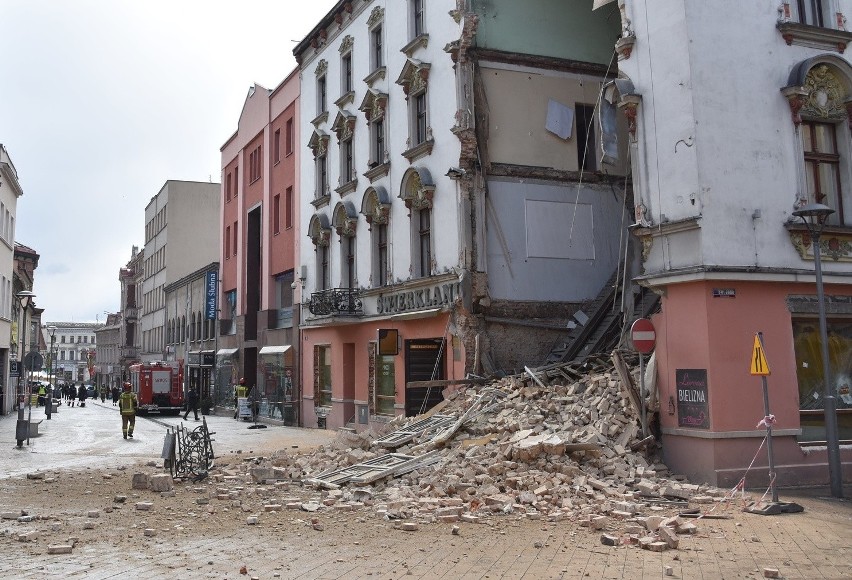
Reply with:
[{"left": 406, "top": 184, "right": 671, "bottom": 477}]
[
  {"left": 793, "top": 318, "right": 852, "bottom": 443},
  {"left": 376, "top": 354, "right": 396, "bottom": 415},
  {"left": 315, "top": 345, "right": 332, "bottom": 407}
]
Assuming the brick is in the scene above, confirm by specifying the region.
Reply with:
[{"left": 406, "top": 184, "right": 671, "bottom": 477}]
[
  {"left": 600, "top": 534, "right": 619, "bottom": 546},
  {"left": 658, "top": 526, "right": 679, "bottom": 549},
  {"left": 763, "top": 568, "right": 780, "bottom": 578},
  {"left": 143, "top": 528, "right": 157, "bottom": 537},
  {"left": 135, "top": 502, "right": 153, "bottom": 511},
  {"left": 400, "top": 522, "right": 419, "bottom": 531},
  {"left": 47, "top": 545, "right": 73, "bottom": 555}
]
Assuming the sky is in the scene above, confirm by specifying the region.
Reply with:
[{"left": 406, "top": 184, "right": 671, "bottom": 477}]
[{"left": 1, "top": 0, "right": 337, "bottom": 323}]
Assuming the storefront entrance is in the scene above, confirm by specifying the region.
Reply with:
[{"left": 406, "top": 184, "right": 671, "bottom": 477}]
[{"left": 404, "top": 338, "right": 446, "bottom": 416}]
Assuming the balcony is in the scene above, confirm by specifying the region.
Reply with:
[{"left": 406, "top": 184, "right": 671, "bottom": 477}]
[
  {"left": 308, "top": 288, "right": 363, "bottom": 316},
  {"left": 124, "top": 306, "right": 139, "bottom": 321}
]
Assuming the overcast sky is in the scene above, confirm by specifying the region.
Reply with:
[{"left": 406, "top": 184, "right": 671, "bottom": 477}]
[{"left": 1, "top": 0, "right": 336, "bottom": 323}]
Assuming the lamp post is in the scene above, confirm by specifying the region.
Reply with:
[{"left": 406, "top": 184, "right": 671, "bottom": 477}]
[
  {"left": 792, "top": 203, "right": 843, "bottom": 498},
  {"left": 15, "top": 290, "right": 36, "bottom": 447},
  {"left": 47, "top": 326, "right": 57, "bottom": 420}
]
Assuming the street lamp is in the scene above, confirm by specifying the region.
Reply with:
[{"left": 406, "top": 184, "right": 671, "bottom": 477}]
[
  {"left": 792, "top": 203, "right": 843, "bottom": 498},
  {"left": 15, "top": 290, "right": 35, "bottom": 447},
  {"left": 47, "top": 325, "right": 57, "bottom": 418}
]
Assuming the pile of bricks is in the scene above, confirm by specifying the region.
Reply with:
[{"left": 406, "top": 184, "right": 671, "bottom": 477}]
[{"left": 225, "top": 356, "right": 729, "bottom": 547}]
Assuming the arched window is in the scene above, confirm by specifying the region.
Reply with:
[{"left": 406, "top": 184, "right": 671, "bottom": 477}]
[
  {"left": 782, "top": 55, "right": 852, "bottom": 226},
  {"left": 361, "top": 187, "right": 392, "bottom": 287}
]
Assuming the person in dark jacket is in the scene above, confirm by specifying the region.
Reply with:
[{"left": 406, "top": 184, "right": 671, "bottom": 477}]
[
  {"left": 183, "top": 386, "right": 199, "bottom": 421},
  {"left": 111, "top": 385, "right": 120, "bottom": 406},
  {"left": 77, "top": 383, "right": 87, "bottom": 407}
]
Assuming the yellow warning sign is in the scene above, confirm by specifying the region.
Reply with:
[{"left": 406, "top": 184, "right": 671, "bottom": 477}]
[{"left": 750, "top": 334, "right": 770, "bottom": 376}]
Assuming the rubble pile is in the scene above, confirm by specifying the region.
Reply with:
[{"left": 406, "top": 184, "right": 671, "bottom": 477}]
[{"left": 230, "top": 353, "right": 731, "bottom": 549}]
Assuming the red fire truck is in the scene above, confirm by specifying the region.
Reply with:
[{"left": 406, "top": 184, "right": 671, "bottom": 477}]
[{"left": 128, "top": 361, "right": 184, "bottom": 415}]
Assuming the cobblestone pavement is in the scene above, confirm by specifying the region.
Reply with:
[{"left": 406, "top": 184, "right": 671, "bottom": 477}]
[{"left": 0, "top": 403, "right": 849, "bottom": 579}]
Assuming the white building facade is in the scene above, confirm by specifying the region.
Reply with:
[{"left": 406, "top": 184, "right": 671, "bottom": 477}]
[{"left": 615, "top": 0, "right": 852, "bottom": 486}]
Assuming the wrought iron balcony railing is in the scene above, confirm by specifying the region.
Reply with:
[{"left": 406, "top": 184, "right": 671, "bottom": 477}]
[{"left": 308, "top": 288, "right": 363, "bottom": 316}]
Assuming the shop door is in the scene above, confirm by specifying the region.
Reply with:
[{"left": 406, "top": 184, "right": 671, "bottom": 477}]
[{"left": 404, "top": 338, "right": 445, "bottom": 417}]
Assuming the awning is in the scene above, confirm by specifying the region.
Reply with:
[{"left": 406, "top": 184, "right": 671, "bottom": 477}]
[
  {"left": 259, "top": 345, "right": 292, "bottom": 355},
  {"left": 216, "top": 348, "right": 238, "bottom": 356},
  {"left": 593, "top": 0, "right": 617, "bottom": 9}
]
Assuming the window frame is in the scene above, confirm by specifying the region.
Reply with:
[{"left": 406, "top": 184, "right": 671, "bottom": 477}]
[
  {"left": 417, "top": 207, "right": 432, "bottom": 278},
  {"left": 341, "top": 52, "right": 353, "bottom": 94},
  {"left": 274, "top": 129, "right": 281, "bottom": 164},
  {"left": 316, "top": 154, "right": 329, "bottom": 199},
  {"left": 372, "top": 117, "right": 385, "bottom": 165},
  {"left": 273, "top": 193, "right": 281, "bottom": 235},
  {"left": 414, "top": 92, "right": 428, "bottom": 146},
  {"left": 371, "top": 25, "right": 383, "bottom": 72},
  {"left": 285, "top": 186, "right": 294, "bottom": 229},
  {"left": 412, "top": 0, "right": 425, "bottom": 38},
  {"left": 317, "top": 74, "right": 327, "bottom": 117},
  {"left": 315, "top": 345, "right": 332, "bottom": 408},
  {"left": 375, "top": 222, "right": 389, "bottom": 287},
  {"left": 575, "top": 103, "right": 598, "bottom": 172},
  {"left": 285, "top": 119, "right": 294, "bottom": 156},
  {"left": 801, "top": 120, "right": 845, "bottom": 225}
]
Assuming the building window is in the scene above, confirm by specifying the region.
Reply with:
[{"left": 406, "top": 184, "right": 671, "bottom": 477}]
[
  {"left": 341, "top": 138, "right": 354, "bottom": 184},
  {"left": 315, "top": 345, "right": 332, "bottom": 408},
  {"left": 285, "top": 186, "right": 293, "bottom": 229},
  {"left": 417, "top": 207, "right": 432, "bottom": 278},
  {"left": 273, "top": 194, "right": 281, "bottom": 235},
  {"left": 414, "top": 92, "right": 427, "bottom": 145},
  {"left": 226, "top": 172, "right": 232, "bottom": 202},
  {"left": 801, "top": 121, "right": 845, "bottom": 225},
  {"left": 342, "top": 234, "right": 356, "bottom": 289},
  {"left": 318, "top": 244, "right": 330, "bottom": 291},
  {"left": 234, "top": 167, "right": 239, "bottom": 196},
  {"left": 793, "top": 318, "right": 852, "bottom": 442},
  {"left": 249, "top": 145, "right": 262, "bottom": 182},
  {"left": 232, "top": 221, "right": 238, "bottom": 256},
  {"left": 225, "top": 225, "right": 231, "bottom": 258},
  {"left": 286, "top": 119, "right": 294, "bottom": 156},
  {"left": 274, "top": 129, "right": 281, "bottom": 163},
  {"left": 371, "top": 25, "right": 383, "bottom": 71},
  {"left": 796, "top": 0, "right": 826, "bottom": 27},
  {"left": 372, "top": 118, "right": 385, "bottom": 165},
  {"left": 375, "top": 223, "right": 388, "bottom": 287},
  {"left": 412, "top": 0, "right": 425, "bottom": 37},
  {"left": 275, "top": 270, "right": 294, "bottom": 308},
  {"left": 317, "top": 75, "right": 327, "bottom": 116},
  {"left": 342, "top": 52, "right": 353, "bottom": 94},
  {"left": 316, "top": 154, "right": 328, "bottom": 198},
  {"left": 576, "top": 103, "right": 597, "bottom": 172}
]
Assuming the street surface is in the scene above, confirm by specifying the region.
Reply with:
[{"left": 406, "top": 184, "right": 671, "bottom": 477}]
[{"left": 0, "top": 401, "right": 849, "bottom": 579}]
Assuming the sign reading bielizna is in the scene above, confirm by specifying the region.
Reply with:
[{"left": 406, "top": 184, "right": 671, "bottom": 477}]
[
  {"left": 676, "top": 368, "right": 710, "bottom": 429},
  {"left": 376, "top": 282, "right": 461, "bottom": 315}
]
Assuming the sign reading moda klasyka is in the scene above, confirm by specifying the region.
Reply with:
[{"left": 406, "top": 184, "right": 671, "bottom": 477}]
[{"left": 676, "top": 368, "right": 710, "bottom": 429}]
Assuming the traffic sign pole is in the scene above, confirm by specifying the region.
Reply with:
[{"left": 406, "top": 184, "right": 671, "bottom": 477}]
[
  {"left": 756, "top": 332, "right": 778, "bottom": 503},
  {"left": 630, "top": 319, "right": 656, "bottom": 439},
  {"left": 639, "top": 353, "right": 647, "bottom": 438}
]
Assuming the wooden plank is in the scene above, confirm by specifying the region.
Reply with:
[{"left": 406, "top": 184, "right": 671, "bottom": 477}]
[
  {"left": 405, "top": 378, "right": 490, "bottom": 389},
  {"left": 611, "top": 350, "right": 642, "bottom": 417}
]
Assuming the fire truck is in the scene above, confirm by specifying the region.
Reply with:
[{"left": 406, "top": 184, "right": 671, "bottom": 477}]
[{"left": 128, "top": 361, "right": 184, "bottom": 415}]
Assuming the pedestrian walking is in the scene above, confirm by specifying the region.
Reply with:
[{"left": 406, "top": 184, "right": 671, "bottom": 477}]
[
  {"left": 100, "top": 385, "right": 107, "bottom": 403},
  {"left": 111, "top": 385, "right": 120, "bottom": 406},
  {"left": 77, "top": 383, "right": 87, "bottom": 407},
  {"left": 118, "top": 382, "right": 138, "bottom": 439},
  {"left": 183, "top": 386, "right": 199, "bottom": 421}
]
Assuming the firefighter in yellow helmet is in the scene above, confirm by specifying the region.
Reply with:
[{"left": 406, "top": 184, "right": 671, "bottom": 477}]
[{"left": 119, "top": 382, "right": 138, "bottom": 439}]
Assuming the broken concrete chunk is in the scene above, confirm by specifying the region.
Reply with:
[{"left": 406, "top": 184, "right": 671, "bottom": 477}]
[{"left": 131, "top": 473, "right": 150, "bottom": 490}]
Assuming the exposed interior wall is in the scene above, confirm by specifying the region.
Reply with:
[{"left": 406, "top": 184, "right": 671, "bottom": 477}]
[
  {"left": 471, "top": 0, "right": 620, "bottom": 65},
  {"left": 479, "top": 66, "right": 628, "bottom": 173},
  {"left": 485, "top": 178, "right": 627, "bottom": 302}
]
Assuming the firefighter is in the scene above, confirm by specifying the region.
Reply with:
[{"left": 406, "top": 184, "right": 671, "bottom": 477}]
[
  {"left": 233, "top": 377, "right": 248, "bottom": 419},
  {"left": 119, "top": 382, "right": 138, "bottom": 439}
]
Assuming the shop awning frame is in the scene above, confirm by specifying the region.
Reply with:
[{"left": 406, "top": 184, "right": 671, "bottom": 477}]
[{"left": 259, "top": 345, "right": 292, "bottom": 355}]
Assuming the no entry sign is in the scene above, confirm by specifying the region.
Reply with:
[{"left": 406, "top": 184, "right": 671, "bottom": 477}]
[{"left": 630, "top": 318, "right": 656, "bottom": 354}]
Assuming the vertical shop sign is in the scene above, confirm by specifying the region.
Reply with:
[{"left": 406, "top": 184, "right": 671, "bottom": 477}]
[{"left": 676, "top": 368, "right": 710, "bottom": 429}]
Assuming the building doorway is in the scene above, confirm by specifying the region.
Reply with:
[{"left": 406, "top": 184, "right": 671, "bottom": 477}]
[{"left": 404, "top": 338, "right": 445, "bottom": 416}]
